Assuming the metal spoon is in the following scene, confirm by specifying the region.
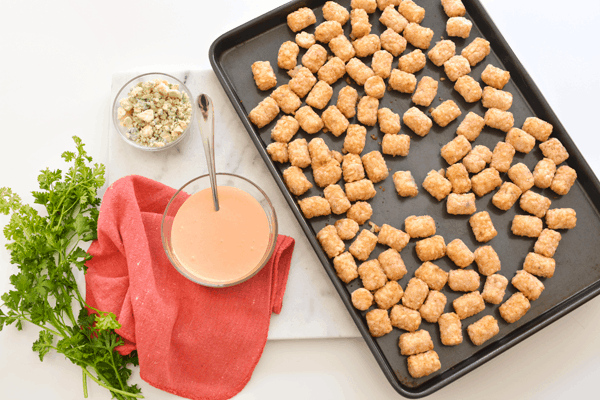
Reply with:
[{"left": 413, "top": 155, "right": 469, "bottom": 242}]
[{"left": 197, "top": 94, "right": 219, "bottom": 211}]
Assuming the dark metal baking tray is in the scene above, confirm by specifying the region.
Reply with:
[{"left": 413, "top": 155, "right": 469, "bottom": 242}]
[{"left": 209, "top": 0, "right": 600, "bottom": 397}]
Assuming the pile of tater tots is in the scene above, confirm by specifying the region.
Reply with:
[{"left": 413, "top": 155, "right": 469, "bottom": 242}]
[{"left": 248, "top": 0, "right": 577, "bottom": 379}]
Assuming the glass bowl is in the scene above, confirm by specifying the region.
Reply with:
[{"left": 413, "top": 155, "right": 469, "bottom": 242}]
[
  {"left": 161, "top": 173, "right": 278, "bottom": 288},
  {"left": 112, "top": 72, "right": 195, "bottom": 151}
]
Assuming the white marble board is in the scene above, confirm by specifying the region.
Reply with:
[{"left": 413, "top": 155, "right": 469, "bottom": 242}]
[{"left": 109, "top": 69, "right": 360, "bottom": 340}]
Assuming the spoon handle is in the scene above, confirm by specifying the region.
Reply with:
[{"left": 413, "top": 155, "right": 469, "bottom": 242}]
[{"left": 197, "top": 94, "right": 220, "bottom": 211}]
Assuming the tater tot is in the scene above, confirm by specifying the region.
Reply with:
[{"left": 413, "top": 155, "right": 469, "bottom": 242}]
[
  {"left": 382, "top": 134, "right": 410, "bottom": 157},
  {"left": 462, "top": 37, "right": 491, "bottom": 66},
  {"left": 444, "top": 55, "right": 471, "bottom": 82},
  {"left": 441, "top": 135, "right": 472, "bottom": 165},
  {"left": 499, "top": 292, "right": 530, "bottom": 323},
  {"left": 423, "top": 169, "right": 452, "bottom": 201},
  {"left": 295, "top": 31, "right": 315, "bottom": 49},
  {"left": 447, "top": 17, "right": 472, "bottom": 39},
  {"left": 438, "top": 313, "right": 463, "bottom": 346},
  {"left": 471, "top": 167, "right": 502, "bottom": 197},
  {"left": 512, "top": 270, "right": 544, "bottom": 301},
  {"left": 474, "top": 245, "right": 501, "bottom": 276},
  {"left": 364, "top": 76, "right": 386, "bottom": 99},
  {"left": 323, "top": 1, "right": 350, "bottom": 25},
  {"left": 398, "top": 49, "right": 427, "bottom": 73},
  {"left": 283, "top": 166, "right": 312, "bottom": 196},
  {"left": 288, "top": 138, "right": 311, "bottom": 168},
  {"left": 405, "top": 215, "right": 436, "bottom": 238},
  {"left": 522, "top": 117, "right": 553, "bottom": 142},
  {"left": 315, "top": 21, "right": 344, "bottom": 44},
  {"left": 403, "top": 107, "right": 433, "bottom": 137},
  {"left": 506, "top": 127, "right": 535, "bottom": 154},
  {"left": 403, "top": 22, "right": 434, "bottom": 49},
  {"left": 534, "top": 229, "right": 561, "bottom": 258},
  {"left": 322, "top": 105, "right": 349, "bottom": 137},
  {"left": 432, "top": 100, "right": 462, "bottom": 127},
  {"left": 470, "top": 211, "right": 497, "bottom": 243},
  {"left": 317, "top": 225, "right": 345, "bottom": 258},
  {"left": 416, "top": 236, "right": 447, "bottom": 263},
  {"left": 298, "top": 196, "right": 331, "bottom": 218},
  {"left": 336, "top": 218, "right": 360, "bottom": 240},
  {"left": 347, "top": 201, "right": 374, "bottom": 224},
  {"left": 448, "top": 269, "right": 480, "bottom": 292},
  {"left": 402, "top": 278, "right": 430, "bottom": 310},
  {"left": 318, "top": 57, "right": 347, "bottom": 85},
  {"left": 420, "top": 291, "right": 447, "bottom": 323},
  {"left": 393, "top": 171, "right": 419, "bottom": 197},
  {"left": 399, "top": 330, "right": 434, "bottom": 356},
  {"left": 346, "top": 57, "right": 375, "bottom": 85},
  {"left": 508, "top": 163, "right": 534, "bottom": 192},
  {"left": 267, "top": 142, "right": 288, "bottom": 163},
  {"left": 492, "top": 182, "right": 522, "bottom": 211},
  {"left": 398, "top": 0, "right": 426, "bottom": 23},
  {"left": 351, "top": 288, "right": 373, "bottom": 310},
  {"left": 379, "top": 5, "right": 408, "bottom": 33},
  {"left": 329, "top": 34, "right": 356, "bottom": 63},
  {"left": 344, "top": 124, "right": 367, "bottom": 154},
  {"left": 523, "top": 252, "right": 555, "bottom": 278},
  {"left": 453, "top": 291, "right": 485, "bottom": 319},
  {"left": 287, "top": 7, "right": 317, "bottom": 32},
  {"left": 462, "top": 145, "right": 492, "bottom": 173},
  {"left": 289, "top": 67, "right": 317, "bottom": 98},
  {"left": 539, "top": 138, "right": 569, "bottom": 165},
  {"left": 302, "top": 44, "right": 328, "bottom": 73},
  {"left": 428, "top": 40, "right": 456, "bottom": 67},
  {"left": 446, "top": 163, "right": 471, "bottom": 193},
  {"left": 378, "top": 224, "right": 410, "bottom": 252},
  {"left": 467, "top": 315, "right": 499, "bottom": 345},
  {"left": 454, "top": 75, "right": 482, "bottom": 103},
  {"left": 533, "top": 158, "right": 556, "bottom": 189},
  {"left": 248, "top": 97, "right": 280, "bottom": 128},
  {"left": 415, "top": 260, "right": 448, "bottom": 289},
  {"left": 389, "top": 70, "right": 417, "bottom": 94},
  {"left": 251, "top": 61, "right": 277, "bottom": 90},
  {"left": 391, "top": 304, "right": 422, "bottom": 332},
  {"left": 362, "top": 151, "right": 389, "bottom": 182},
  {"left": 324, "top": 184, "right": 351, "bottom": 214},
  {"left": 378, "top": 248, "right": 408, "bottom": 280},
  {"left": 295, "top": 105, "right": 323, "bottom": 134},
  {"left": 278, "top": 41, "right": 299, "bottom": 70},
  {"left": 490, "top": 141, "right": 515, "bottom": 172},
  {"left": 412, "top": 76, "right": 439, "bottom": 107},
  {"left": 481, "top": 64, "right": 510, "bottom": 89},
  {"left": 519, "top": 191, "right": 551, "bottom": 218},
  {"left": 484, "top": 108, "right": 514, "bottom": 132},
  {"left": 375, "top": 281, "right": 404, "bottom": 309},
  {"left": 376, "top": 0, "right": 401, "bottom": 11},
  {"left": 380, "top": 28, "right": 407, "bottom": 56},
  {"left": 358, "top": 258, "right": 387, "bottom": 289},
  {"left": 371, "top": 50, "right": 394, "bottom": 79},
  {"left": 551, "top": 165, "right": 577, "bottom": 195},
  {"left": 482, "top": 86, "right": 513, "bottom": 111},
  {"left": 546, "top": 208, "right": 577, "bottom": 230},
  {"left": 350, "top": 8, "right": 372, "bottom": 38},
  {"left": 337, "top": 86, "right": 359, "bottom": 119},
  {"left": 331, "top": 150, "right": 342, "bottom": 164},
  {"left": 447, "top": 193, "right": 476, "bottom": 215},
  {"left": 308, "top": 136, "right": 331, "bottom": 166},
  {"left": 313, "top": 159, "right": 342, "bottom": 187},
  {"left": 407, "top": 351, "right": 441, "bottom": 378},
  {"left": 366, "top": 309, "right": 393, "bottom": 337},
  {"left": 270, "top": 85, "right": 302, "bottom": 114},
  {"left": 377, "top": 107, "right": 401, "bottom": 134},
  {"left": 446, "top": 239, "right": 474, "bottom": 268},
  {"left": 352, "top": 34, "right": 381, "bottom": 57},
  {"left": 342, "top": 153, "right": 366, "bottom": 183},
  {"left": 352, "top": 0, "right": 377, "bottom": 13},
  {"left": 442, "top": 0, "right": 466, "bottom": 17},
  {"left": 481, "top": 274, "right": 508, "bottom": 304},
  {"left": 306, "top": 80, "right": 333, "bottom": 110}
]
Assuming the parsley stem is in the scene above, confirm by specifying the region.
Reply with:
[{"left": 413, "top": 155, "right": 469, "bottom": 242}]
[
  {"left": 82, "top": 368, "right": 88, "bottom": 398},
  {"left": 83, "top": 368, "right": 144, "bottom": 399},
  {"left": 18, "top": 315, "right": 63, "bottom": 337}
]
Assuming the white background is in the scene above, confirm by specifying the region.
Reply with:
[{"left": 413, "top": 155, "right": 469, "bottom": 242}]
[{"left": 1, "top": 0, "right": 600, "bottom": 399}]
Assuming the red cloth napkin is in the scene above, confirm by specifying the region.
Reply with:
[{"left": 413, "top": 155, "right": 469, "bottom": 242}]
[{"left": 85, "top": 175, "right": 295, "bottom": 400}]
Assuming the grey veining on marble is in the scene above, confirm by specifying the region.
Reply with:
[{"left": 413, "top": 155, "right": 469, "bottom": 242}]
[{"left": 109, "top": 70, "right": 360, "bottom": 340}]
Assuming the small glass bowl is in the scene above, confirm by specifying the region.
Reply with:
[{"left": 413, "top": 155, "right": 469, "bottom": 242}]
[
  {"left": 161, "top": 173, "right": 278, "bottom": 288},
  {"left": 112, "top": 72, "right": 195, "bottom": 152}
]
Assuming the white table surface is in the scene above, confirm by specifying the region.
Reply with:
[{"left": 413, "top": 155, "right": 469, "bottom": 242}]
[{"left": 1, "top": 0, "right": 599, "bottom": 399}]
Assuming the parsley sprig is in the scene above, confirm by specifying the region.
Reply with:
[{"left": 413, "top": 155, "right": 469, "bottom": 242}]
[{"left": 0, "top": 137, "right": 143, "bottom": 399}]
